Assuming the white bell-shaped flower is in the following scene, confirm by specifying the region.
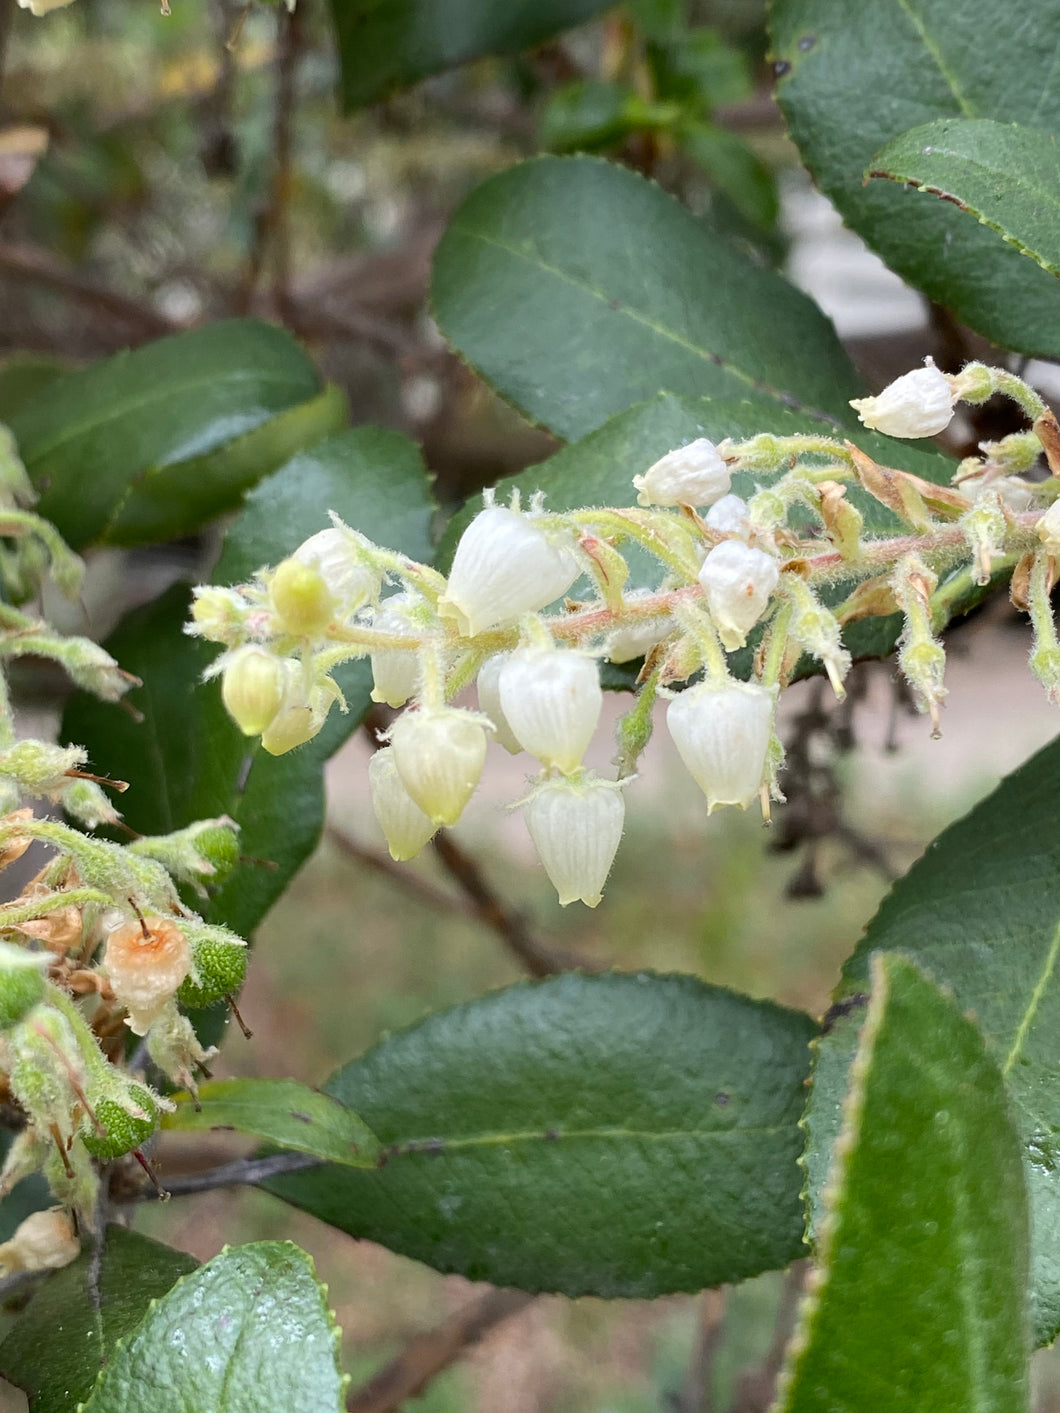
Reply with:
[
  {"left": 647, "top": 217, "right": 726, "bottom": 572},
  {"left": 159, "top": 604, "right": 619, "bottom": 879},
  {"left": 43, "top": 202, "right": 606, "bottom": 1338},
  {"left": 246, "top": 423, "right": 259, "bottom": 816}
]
[
  {"left": 260, "top": 661, "right": 334, "bottom": 756},
  {"left": 221, "top": 646, "right": 285, "bottom": 736},
  {"left": 498, "top": 647, "right": 602, "bottom": 774},
  {"left": 666, "top": 679, "right": 774, "bottom": 813},
  {"left": 1038, "top": 498, "right": 1060, "bottom": 553},
  {"left": 606, "top": 594, "right": 672, "bottom": 664},
  {"left": 368, "top": 747, "right": 437, "bottom": 861},
  {"left": 849, "top": 359, "right": 955, "bottom": 439},
  {"left": 475, "top": 654, "right": 523, "bottom": 754},
  {"left": 369, "top": 595, "right": 421, "bottom": 709},
  {"left": 523, "top": 773, "right": 625, "bottom": 907},
  {"left": 439, "top": 506, "right": 580, "bottom": 636},
  {"left": 698, "top": 540, "right": 780, "bottom": 650},
  {"left": 633, "top": 438, "right": 730, "bottom": 508},
  {"left": 294, "top": 527, "right": 382, "bottom": 614},
  {"left": 705, "top": 493, "right": 752, "bottom": 539},
  {"left": 389, "top": 705, "right": 490, "bottom": 826}
]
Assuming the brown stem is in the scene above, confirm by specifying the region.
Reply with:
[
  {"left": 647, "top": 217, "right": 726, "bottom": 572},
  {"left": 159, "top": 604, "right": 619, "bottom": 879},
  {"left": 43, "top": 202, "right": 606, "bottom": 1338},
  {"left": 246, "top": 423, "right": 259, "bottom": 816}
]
[
  {"left": 727, "top": 1261, "right": 807, "bottom": 1413},
  {"left": 346, "top": 1289, "right": 533, "bottom": 1413},
  {"left": 125, "top": 1149, "right": 321, "bottom": 1201},
  {"left": 328, "top": 822, "right": 597, "bottom": 978},
  {"left": 674, "top": 1288, "right": 727, "bottom": 1413},
  {"left": 431, "top": 831, "right": 600, "bottom": 978},
  {"left": 0, "top": 241, "right": 180, "bottom": 338}
]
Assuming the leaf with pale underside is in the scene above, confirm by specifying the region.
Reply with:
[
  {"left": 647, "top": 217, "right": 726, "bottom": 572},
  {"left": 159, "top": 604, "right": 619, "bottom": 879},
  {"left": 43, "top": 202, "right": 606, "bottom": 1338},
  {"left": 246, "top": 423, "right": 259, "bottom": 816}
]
[
  {"left": 80, "top": 1242, "right": 346, "bottom": 1413},
  {"left": 803, "top": 734, "right": 1060, "bottom": 1345},
  {"left": 778, "top": 954, "right": 1029, "bottom": 1413},
  {"left": 771, "top": 0, "right": 1060, "bottom": 356},
  {"left": 869, "top": 118, "right": 1060, "bottom": 279},
  {"left": 162, "top": 1078, "right": 380, "bottom": 1167}
]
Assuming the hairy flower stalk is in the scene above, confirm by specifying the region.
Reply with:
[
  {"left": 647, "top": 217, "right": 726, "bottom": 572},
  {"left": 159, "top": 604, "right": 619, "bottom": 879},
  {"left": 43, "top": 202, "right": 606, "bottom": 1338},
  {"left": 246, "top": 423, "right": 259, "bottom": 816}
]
[{"left": 190, "top": 361, "right": 1060, "bottom": 907}]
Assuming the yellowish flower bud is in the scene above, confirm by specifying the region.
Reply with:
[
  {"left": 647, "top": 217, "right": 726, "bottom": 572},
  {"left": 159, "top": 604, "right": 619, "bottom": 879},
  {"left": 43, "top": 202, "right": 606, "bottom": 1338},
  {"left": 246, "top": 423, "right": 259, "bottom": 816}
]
[
  {"left": 368, "top": 747, "right": 438, "bottom": 861},
  {"left": 389, "top": 706, "right": 490, "bottom": 826},
  {"left": 221, "top": 647, "right": 285, "bottom": 736},
  {"left": 269, "top": 558, "right": 334, "bottom": 639}
]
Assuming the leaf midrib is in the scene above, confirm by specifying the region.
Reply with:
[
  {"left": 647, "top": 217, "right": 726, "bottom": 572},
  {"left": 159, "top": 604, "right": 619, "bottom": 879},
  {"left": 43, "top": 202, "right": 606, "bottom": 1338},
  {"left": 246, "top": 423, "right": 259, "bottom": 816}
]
[
  {"left": 891, "top": 0, "right": 978, "bottom": 118},
  {"left": 448, "top": 222, "right": 838, "bottom": 419},
  {"left": 23, "top": 367, "right": 303, "bottom": 469},
  {"left": 384, "top": 1122, "right": 792, "bottom": 1153}
]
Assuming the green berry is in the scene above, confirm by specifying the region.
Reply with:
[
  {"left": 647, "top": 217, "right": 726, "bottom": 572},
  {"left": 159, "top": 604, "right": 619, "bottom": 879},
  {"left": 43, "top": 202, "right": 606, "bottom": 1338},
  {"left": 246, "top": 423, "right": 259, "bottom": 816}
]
[
  {"left": 178, "top": 935, "right": 247, "bottom": 1009},
  {"left": 82, "top": 1087, "right": 158, "bottom": 1160}
]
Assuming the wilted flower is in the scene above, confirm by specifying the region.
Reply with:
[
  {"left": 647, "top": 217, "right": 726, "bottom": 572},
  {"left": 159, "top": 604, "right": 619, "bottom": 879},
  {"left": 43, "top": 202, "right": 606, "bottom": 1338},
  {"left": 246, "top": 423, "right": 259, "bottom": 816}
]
[
  {"left": 0, "top": 1209, "right": 78, "bottom": 1276},
  {"left": 105, "top": 914, "right": 191, "bottom": 1035}
]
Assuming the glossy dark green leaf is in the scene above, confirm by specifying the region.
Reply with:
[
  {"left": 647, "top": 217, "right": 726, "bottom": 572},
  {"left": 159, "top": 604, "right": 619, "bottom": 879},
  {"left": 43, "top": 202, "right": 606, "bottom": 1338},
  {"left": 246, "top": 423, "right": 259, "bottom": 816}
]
[
  {"left": 431, "top": 155, "right": 863, "bottom": 441},
  {"left": 771, "top": 0, "right": 1060, "bottom": 356},
  {"left": 0, "top": 1226, "right": 197, "bottom": 1413},
  {"left": 81, "top": 1242, "right": 345, "bottom": 1413},
  {"left": 162, "top": 1078, "right": 380, "bottom": 1167},
  {"left": 330, "top": 0, "right": 615, "bottom": 110},
  {"left": 267, "top": 972, "right": 814, "bottom": 1295},
  {"left": 780, "top": 955, "right": 1029, "bottom": 1413},
  {"left": 869, "top": 118, "right": 1060, "bottom": 278},
  {"left": 804, "top": 734, "right": 1060, "bottom": 1345},
  {"left": 61, "top": 428, "right": 434, "bottom": 940},
  {"left": 0, "top": 355, "right": 69, "bottom": 422},
  {"left": 9, "top": 320, "right": 324, "bottom": 550}
]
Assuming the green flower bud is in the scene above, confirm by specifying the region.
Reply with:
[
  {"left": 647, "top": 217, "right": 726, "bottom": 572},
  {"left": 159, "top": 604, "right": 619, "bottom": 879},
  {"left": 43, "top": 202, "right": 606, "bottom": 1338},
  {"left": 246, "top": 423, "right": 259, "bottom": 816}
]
[
  {"left": 221, "top": 646, "right": 286, "bottom": 736},
  {"left": 269, "top": 558, "right": 334, "bottom": 639},
  {"left": 0, "top": 943, "right": 48, "bottom": 1030}
]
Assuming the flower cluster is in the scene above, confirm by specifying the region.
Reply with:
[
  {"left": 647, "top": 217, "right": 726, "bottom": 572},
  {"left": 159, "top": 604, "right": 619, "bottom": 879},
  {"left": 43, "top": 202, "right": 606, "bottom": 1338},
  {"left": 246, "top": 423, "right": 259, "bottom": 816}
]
[
  {"left": 192, "top": 360, "right": 1060, "bottom": 911},
  {"left": 0, "top": 445, "right": 251, "bottom": 1238}
]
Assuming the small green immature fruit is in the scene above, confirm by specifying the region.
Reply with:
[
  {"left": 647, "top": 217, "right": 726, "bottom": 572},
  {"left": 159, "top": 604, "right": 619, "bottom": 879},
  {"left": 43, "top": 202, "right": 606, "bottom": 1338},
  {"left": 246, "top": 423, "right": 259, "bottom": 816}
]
[
  {"left": 178, "top": 927, "right": 248, "bottom": 1008},
  {"left": 269, "top": 557, "right": 334, "bottom": 638},
  {"left": 0, "top": 943, "right": 48, "bottom": 1030},
  {"left": 82, "top": 1086, "right": 159, "bottom": 1160},
  {"left": 221, "top": 646, "right": 285, "bottom": 736},
  {"left": 193, "top": 823, "right": 240, "bottom": 879}
]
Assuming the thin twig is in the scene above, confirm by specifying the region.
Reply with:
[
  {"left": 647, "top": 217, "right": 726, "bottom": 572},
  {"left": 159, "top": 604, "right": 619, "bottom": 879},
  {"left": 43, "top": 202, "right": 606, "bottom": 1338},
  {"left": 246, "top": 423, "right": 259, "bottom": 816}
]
[
  {"left": 346, "top": 1288, "right": 534, "bottom": 1413},
  {"left": 727, "top": 1260, "right": 807, "bottom": 1413},
  {"left": 673, "top": 1288, "right": 727, "bottom": 1413},
  {"left": 126, "top": 1149, "right": 320, "bottom": 1201},
  {"left": 431, "top": 831, "right": 600, "bottom": 978},
  {"left": 0, "top": 241, "right": 181, "bottom": 337},
  {"left": 327, "top": 824, "right": 475, "bottom": 918},
  {"left": 327, "top": 821, "right": 600, "bottom": 979}
]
